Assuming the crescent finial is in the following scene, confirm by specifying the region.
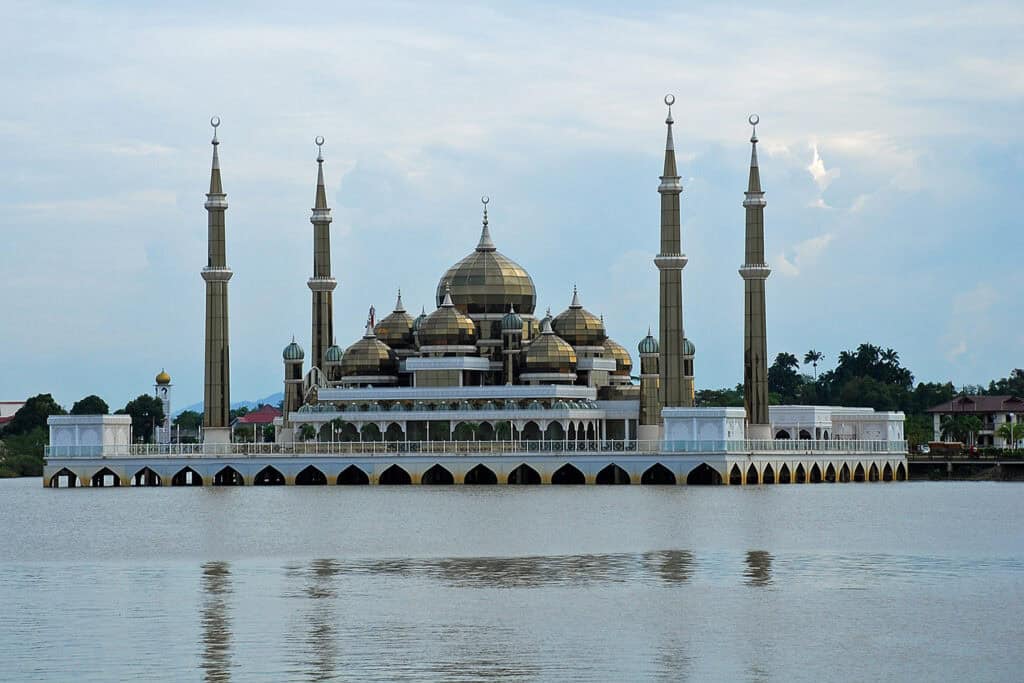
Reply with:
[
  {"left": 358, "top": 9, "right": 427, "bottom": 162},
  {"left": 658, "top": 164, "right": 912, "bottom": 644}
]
[{"left": 664, "top": 94, "right": 675, "bottom": 106}]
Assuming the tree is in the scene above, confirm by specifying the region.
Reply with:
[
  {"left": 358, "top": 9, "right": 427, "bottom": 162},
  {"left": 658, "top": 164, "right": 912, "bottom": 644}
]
[
  {"left": 768, "top": 352, "right": 803, "bottom": 403},
  {"left": 70, "top": 394, "right": 109, "bottom": 415},
  {"left": 996, "top": 422, "right": 1024, "bottom": 449},
  {"left": 173, "top": 410, "right": 203, "bottom": 431},
  {"left": 298, "top": 424, "right": 317, "bottom": 441},
  {"left": 987, "top": 369, "right": 1024, "bottom": 397},
  {"left": 0, "top": 426, "right": 47, "bottom": 477},
  {"left": 803, "top": 350, "right": 824, "bottom": 379},
  {"left": 4, "top": 394, "right": 65, "bottom": 436},
  {"left": 940, "top": 415, "right": 983, "bottom": 445},
  {"left": 230, "top": 406, "right": 250, "bottom": 421},
  {"left": 121, "top": 394, "right": 166, "bottom": 443}
]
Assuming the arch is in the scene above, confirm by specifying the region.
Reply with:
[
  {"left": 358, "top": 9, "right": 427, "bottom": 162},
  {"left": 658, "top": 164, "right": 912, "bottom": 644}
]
[
  {"left": 507, "top": 463, "right": 541, "bottom": 485},
  {"left": 896, "top": 463, "right": 907, "bottom": 481},
  {"left": 295, "top": 465, "right": 327, "bottom": 485},
  {"left": 882, "top": 463, "right": 894, "bottom": 482},
  {"left": 809, "top": 463, "right": 822, "bottom": 483},
  {"left": 824, "top": 464, "right": 837, "bottom": 483},
  {"left": 795, "top": 463, "right": 807, "bottom": 484},
  {"left": 762, "top": 463, "right": 775, "bottom": 485},
  {"left": 596, "top": 463, "right": 631, "bottom": 485},
  {"left": 641, "top": 463, "right": 676, "bottom": 485},
  {"left": 213, "top": 466, "right": 244, "bottom": 486},
  {"left": 545, "top": 422, "right": 565, "bottom": 441},
  {"left": 778, "top": 463, "right": 791, "bottom": 484},
  {"left": 746, "top": 464, "right": 759, "bottom": 485},
  {"left": 383, "top": 423, "right": 404, "bottom": 442},
  {"left": 91, "top": 467, "right": 121, "bottom": 487},
  {"left": 823, "top": 430, "right": 830, "bottom": 440},
  {"left": 520, "top": 421, "right": 542, "bottom": 441},
  {"left": 171, "top": 467, "right": 202, "bottom": 487},
  {"left": 132, "top": 467, "right": 161, "bottom": 487},
  {"left": 379, "top": 464, "right": 411, "bottom": 485},
  {"left": 254, "top": 466, "right": 285, "bottom": 486},
  {"left": 686, "top": 463, "right": 722, "bottom": 485},
  {"left": 839, "top": 463, "right": 851, "bottom": 483},
  {"left": 360, "top": 423, "right": 382, "bottom": 442},
  {"left": 477, "top": 422, "right": 495, "bottom": 441},
  {"left": 869, "top": 463, "right": 880, "bottom": 482},
  {"left": 464, "top": 464, "right": 498, "bottom": 485},
  {"left": 337, "top": 465, "right": 369, "bottom": 485},
  {"left": 799, "top": 429, "right": 812, "bottom": 440},
  {"left": 421, "top": 464, "right": 454, "bottom": 485},
  {"left": 551, "top": 463, "right": 585, "bottom": 485},
  {"left": 48, "top": 467, "right": 79, "bottom": 488},
  {"left": 775, "top": 430, "right": 791, "bottom": 440},
  {"left": 854, "top": 463, "right": 866, "bottom": 482},
  {"left": 338, "top": 423, "right": 360, "bottom": 442},
  {"left": 729, "top": 465, "right": 742, "bottom": 486},
  {"left": 567, "top": 423, "right": 577, "bottom": 441},
  {"left": 586, "top": 423, "right": 596, "bottom": 441}
]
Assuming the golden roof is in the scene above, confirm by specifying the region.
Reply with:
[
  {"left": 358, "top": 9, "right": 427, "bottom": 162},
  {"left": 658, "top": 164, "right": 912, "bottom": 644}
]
[
  {"left": 552, "top": 287, "right": 606, "bottom": 347},
  {"left": 418, "top": 286, "right": 478, "bottom": 347},
  {"left": 602, "top": 337, "right": 633, "bottom": 376},
  {"left": 522, "top": 319, "right": 577, "bottom": 373},
  {"left": 374, "top": 291, "right": 415, "bottom": 350},
  {"left": 340, "top": 323, "right": 398, "bottom": 377},
  {"left": 155, "top": 369, "right": 171, "bottom": 385}
]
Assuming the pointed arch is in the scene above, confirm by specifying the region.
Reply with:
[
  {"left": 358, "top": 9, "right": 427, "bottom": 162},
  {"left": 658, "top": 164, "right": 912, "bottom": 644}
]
[
  {"left": 729, "top": 464, "right": 743, "bottom": 486},
  {"left": 361, "top": 423, "right": 382, "bottom": 442},
  {"left": 641, "top": 463, "right": 676, "bottom": 485},
  {"left": 824, "top": 463, "right": 837, "bottom": 483},
  {"left": 762, "top": 463, "right": 775, "bottom": 484},
  {"left": 337, "top": 465, "right": 369, "bottom": 485},
  {"left": 132, "top": 467, "right": 161, "bottom": 487},
  {"left": 464, "top": 464, "right": 498, "bottom": 485},
  {"left": 48, "top": 467, "right": 79, "bottom": 488},
  {"left": 869, "top": 463, "right": 880, "bottom": 482},
  {"left": 379, "top": 464, "right": 411, "bottom": 485},
  {"left": 295, "top": 465, "right": 327, "bottom": 485},
  {"left": 687, "top": 463, "right": 722, "bottom": 485},
  {"left": 254, "top": 466, "right": 285, "bottom": 486},
  {"left": 421, "top": 464, "right": 454, "bottom": 485},
  {"left": 839, "top": 463, "right": 851, "bottom": 483},
  {"left": 508, "top": 463, "right": 541, "bottom": 485},
  {"left": 896, "top": 463, "right": 907, "bottom": 481},
  {"left": 854, "top": 463, "right": 866, "bottom": 482},
  {"left": 551, "top": 463, "right": 585, "bottom": 485},
  {"left": 882, "top": 463, "right": 894, "bottom": 482},
  {"left": 799, "top": 429, "right": 812, "bottom": 440},
  {"left": 778, "top": 463, "right": 791, "bottom": 484},
  {"left": 171, "top": 467, "right": 202, "bottom": 487},
  {"left": 521, "top": 421, "right": 542, "bottom": 440},
  {"left": 795, "top": 463, "right": 807, "bottom": 484},
  {"left": 91, "top": 467, "right": 121, "bottom": 487},
  {"left": 477, "top": 422, "right": 495, "bottom": 441},
  {"left": 809, "top": 463, "right": 822, "bottom": 483},
  {"left": 746, "top": 464, "right": 759, "bottom": 485},
  {"left": 214, "top": 466, "right": 245, "bottom": 486},
  {"left": 545, "top": 422, "right": 566, "bottom": 441},
  {"left": 596, "top": 463, "right": 631, "bottom": 485},
  {"left": 383, "top": 423, "right": 404, "bottom": 442}
]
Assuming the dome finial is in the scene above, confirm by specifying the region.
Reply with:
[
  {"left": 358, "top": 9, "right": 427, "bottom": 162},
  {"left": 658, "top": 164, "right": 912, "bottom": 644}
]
[
  {"left": 476, "top": 195, "right": 496, "bottom": 251},
  {"left": 210, "top": 116, "right": 220, "bottom": 144},
  {"left": 315, "top": 135, "right": 325, "bottom": 163},
  {"left": 394, "top": 288, "right": 405, "bottom": 312},
  {"left": 441, "top": 281, "right": 455, "bottom": 307},
  {"left": 570, "top": 285, "right": 582, "bottom": 309}
]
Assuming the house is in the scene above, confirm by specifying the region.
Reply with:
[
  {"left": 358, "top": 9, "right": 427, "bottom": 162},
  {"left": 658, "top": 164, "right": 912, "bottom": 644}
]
[
  {"left": 0, "top": 401, "right": 26, "bottom": 430},
  {"left": 927, "top": 395, "right": 1023, "bottom": 447},
  {"left": 230, "top": 405, "right": 282, "bottom": 442}
]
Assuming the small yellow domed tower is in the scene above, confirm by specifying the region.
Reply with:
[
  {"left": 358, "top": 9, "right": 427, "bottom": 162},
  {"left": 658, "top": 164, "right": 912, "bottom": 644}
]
[{"left": 153, "top": 370, "right": 172, "bottom": 443}]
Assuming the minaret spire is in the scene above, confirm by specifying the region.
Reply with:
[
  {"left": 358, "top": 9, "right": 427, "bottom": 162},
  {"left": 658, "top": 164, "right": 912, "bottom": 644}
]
[
  {"left": 476, "top": 195, "right": 495, "bottom": 251},
  {"left": 201, "top": 116, "right": 233, "bottom": 443},
  {"left": 739, "top": 114, "right": 771, "bottom": 439},
  {"left": 308, "top": 135, "right": 337, "bottom": 374}
]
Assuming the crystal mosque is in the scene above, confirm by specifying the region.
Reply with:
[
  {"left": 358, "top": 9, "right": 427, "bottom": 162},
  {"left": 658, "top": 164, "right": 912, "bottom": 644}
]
[{"left": 43, "top": 97, "right": 909, "bottom": 487}]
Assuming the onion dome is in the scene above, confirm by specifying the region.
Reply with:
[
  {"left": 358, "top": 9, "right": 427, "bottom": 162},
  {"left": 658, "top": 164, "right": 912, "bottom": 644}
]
[
  {"left": 374, "top": 290, "right": 415, "bottom": 350},
  {"left": 682, "top": 337, "right": 696, "bottom": 357},
  {"left": 324, "top": 338, "right": 343, "bottom": 363},
  {"left": 412, "top": 306, "right": 427, "bottom": 332},
  {"left": 638, "top": 328, "right": 659, "bottom": 355},
  {"left": 436, "top": 198, "right": 536, "bottom": 315},
  {"left": 340, "top": 321, "right": 398, "bottom": 376},
  {"left": 522, "top": 318, "right": 577, "bottom": 373},
  {"left": 155, "top": 369, "right": 171, "bottom": 385},
  {"left": 501, "top": 304, "right": 524, "bottom": 333},
  {"left": 418, "top": 285, "right": 477, "bottom": 347},
  {"left": 602, "top": 337, "right": 633, "bottom": 377},
  {"left": 283, "top": 338, "right": 305, "bottom": 361},
  {"left": 552, "top": 286, "right": 606, "bottom": 347}
]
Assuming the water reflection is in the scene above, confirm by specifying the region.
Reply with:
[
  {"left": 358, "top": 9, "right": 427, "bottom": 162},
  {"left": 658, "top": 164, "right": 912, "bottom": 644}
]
[
  {"left": 744, "top": 551, "right": 773, "bottom": 587},
  {"left": 200, "top": 561, "right": 233, "bottom": 683},
  {"left": 296, "top": 559, "right": 339, "bottom": 682}
]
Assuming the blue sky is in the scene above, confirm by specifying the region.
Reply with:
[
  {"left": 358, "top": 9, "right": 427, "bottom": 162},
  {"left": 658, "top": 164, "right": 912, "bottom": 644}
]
[{"left": 1, "top": 1, "right": 1021, "bottom": 410}]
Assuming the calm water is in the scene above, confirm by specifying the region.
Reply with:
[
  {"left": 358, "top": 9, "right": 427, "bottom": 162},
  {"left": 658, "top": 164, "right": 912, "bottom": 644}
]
[{"left": 1, "top": 478, "right": 1022, "bottom": 682}]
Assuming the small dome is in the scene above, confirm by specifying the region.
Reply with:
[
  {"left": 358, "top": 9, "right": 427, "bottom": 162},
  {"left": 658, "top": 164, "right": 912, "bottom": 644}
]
[
  {"left": 340, "top": 323, "right": 398, "bottom": 377},
  {"left": 375, "top": 291, "right": 415, "bottom": 350},
  {"left": 412, "top": 307, "right": 428, "bottom": 332},
  {"left": 552, "top": 287, "right": 606, "bottom": 347},
  {"left": 522, "top": 319, "right": 577, "bottom": 374},
  {"left": 324, "top": 342, "right": 343, "bottom": 363},
  {"left": 283, "top": 339, "right": 305, "bottom": 361},
  {"left": 682, "top": 337, "right": 696, "bottom": 356},
  {"left": 638, "top": 329, "right": 659, "bottom": 355},
  {"left": 418, "top": 286, "right": 477, "bottom": 347},
  {"left": 602, "top": 338, "right": 633, "bottom": 377},
  {"left": 501, "top": 305, "right": 524, "bottom": 333},
  {"left": 155, "top": 369, "right": 171, "bottom": 385}
]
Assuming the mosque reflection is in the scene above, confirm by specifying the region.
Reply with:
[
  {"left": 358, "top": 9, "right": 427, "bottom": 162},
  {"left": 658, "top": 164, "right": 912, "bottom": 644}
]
[
  {"left": 744, "top": 550, "right": 774, "bottom": 587},
  {"left": 200, "top": 561, "right": 233, "bottom": 683}
]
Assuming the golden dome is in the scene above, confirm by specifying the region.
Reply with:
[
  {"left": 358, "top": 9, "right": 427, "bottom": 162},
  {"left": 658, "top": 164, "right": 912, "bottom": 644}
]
[
  {"left": 374, "top": 291, "right": 415, "bottom": 350},
  {"left": 602, "top": 337, "right": 633, "bottom": 377},
  {"left": 419, "top": 286, "right": 478, "bottom": 347},
  {"left": 522, "top": 319, "right": 577, "bottom": 374},
  {"left": 340, "top": 323, "right": 398, "bottom": 377},
  {"left": 436, "top": 205, "right": 536, "bottom": 315},
  {"left": 155, "top": 369, "right": 171, "bottom": 385},
  {"left": 552, "top": 287, "right": 606, "bottom": 347}
]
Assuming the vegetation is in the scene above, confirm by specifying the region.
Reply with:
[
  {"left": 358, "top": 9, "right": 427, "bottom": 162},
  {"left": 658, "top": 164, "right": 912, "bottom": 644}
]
[
  {"left": 173, "top": 410, "right": 202, "bottom": 431},
  {"left": 70, "top": 394, "right": 109, "bottom": 415},
  {"left": 118, "top": 395, "right": 165, "bottom": 443}
]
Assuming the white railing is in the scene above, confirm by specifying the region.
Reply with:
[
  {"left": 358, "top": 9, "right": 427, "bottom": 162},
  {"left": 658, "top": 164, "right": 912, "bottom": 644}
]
[{"left": 45, "top": 439, "right": 907, "bottom": 459}]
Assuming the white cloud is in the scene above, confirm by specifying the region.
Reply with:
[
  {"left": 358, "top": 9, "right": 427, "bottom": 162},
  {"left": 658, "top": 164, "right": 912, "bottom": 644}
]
[
  {"left": 807, "top": 142, "right": 840, "bottom": 191},
  {"left": 776, "top": 233, "right": 835, "bottom": 277}
]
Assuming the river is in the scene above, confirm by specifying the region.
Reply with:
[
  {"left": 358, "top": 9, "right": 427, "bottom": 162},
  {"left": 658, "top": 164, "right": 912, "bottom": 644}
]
[{"left": 0, "top": 478, "right": 1021, "bottom": 681}]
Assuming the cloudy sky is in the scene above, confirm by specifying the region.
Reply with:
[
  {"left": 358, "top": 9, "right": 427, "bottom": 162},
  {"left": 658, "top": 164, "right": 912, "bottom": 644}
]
[{"left": 2, "top": 1, "right": 1021, "bottom": 410}]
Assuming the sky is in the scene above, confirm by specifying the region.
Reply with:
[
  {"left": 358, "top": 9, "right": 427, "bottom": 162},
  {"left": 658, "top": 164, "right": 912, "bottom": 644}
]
[{"left": 1, "top": 1, "right": 1022, "bottom": 411}]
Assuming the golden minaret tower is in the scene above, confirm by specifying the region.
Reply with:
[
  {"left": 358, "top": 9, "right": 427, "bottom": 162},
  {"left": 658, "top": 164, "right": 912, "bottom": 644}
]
[{"left": 308, "top": 136, "right": 337, "bottom": 374}]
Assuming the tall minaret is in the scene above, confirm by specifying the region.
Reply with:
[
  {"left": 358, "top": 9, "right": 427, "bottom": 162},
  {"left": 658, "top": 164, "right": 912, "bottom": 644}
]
[
  {"left": 308, "top": 136, "right": 337, "bottom": 374},
  {"left": 201, "top": 117, "right": 233, "bottom": 444},
  {"left": 739, "top": 115, "right": 771, "bottom": 439},
  {"left": 654, "top": 94, "right": 691, "bottom": 413}
]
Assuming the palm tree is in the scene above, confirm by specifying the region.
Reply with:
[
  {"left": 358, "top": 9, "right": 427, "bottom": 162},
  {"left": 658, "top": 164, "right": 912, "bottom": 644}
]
[
  {"left": 803, "top": 350, "right": 824, "bottom": 378},
  {"left": 996, "top": 422, "right": 1024, "bottom": 449},
  {"left": 881, "top": 348, "right": 899, "bottom": 365}
]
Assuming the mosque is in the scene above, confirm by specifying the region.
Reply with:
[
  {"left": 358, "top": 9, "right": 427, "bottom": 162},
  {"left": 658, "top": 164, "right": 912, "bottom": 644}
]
[{"left": 43, "top": 97, "right": 908, "bottom": 487}]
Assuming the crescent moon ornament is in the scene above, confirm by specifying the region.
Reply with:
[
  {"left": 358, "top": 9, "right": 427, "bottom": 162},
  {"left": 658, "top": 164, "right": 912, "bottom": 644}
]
[
  {"left": 481, "top": 195, "right": 490, "bottom": 205},
  {"left": 210, "top": 116, "right": 220, "bottom": 128},
  {"left": 664, "top": 94, "right": 675, "bottom": 106},
  {"left": 748, "top": 114, "right": 759, "bottom": 126},
  {"left": 315, "top": 135, "right": 325, "bottom": 146}
]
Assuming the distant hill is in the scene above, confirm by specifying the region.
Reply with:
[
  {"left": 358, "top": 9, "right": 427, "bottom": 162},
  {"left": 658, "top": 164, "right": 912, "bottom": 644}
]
[{"left": 175, "top": 391, "right": 283, "bottom": 417}]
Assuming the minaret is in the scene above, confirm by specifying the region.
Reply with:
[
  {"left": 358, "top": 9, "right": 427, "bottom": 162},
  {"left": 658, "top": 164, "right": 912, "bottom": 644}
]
[
  {"left": 654, "top": 94, "right": 691, "bottom": 418},
  {"left": 201, "top": 117, "right": 233, "bottom": 444},
  {"left": 637, "top": 328, "right": 661, "bottom": 442},
  {"left": 281, "top": 337, "right": 305, "bottom": 435},
  {"left": 739, "top": 114, "right": 771, "bottom": 439},
  {"left": 308, "top": 136, "right": 337, "bottom": 374}
]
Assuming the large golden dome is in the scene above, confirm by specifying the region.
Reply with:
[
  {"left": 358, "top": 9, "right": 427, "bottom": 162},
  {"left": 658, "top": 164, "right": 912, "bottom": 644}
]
[
  {"left": 602, "top": 337, "right": 633, "bottom": 377},
  {"left": 374, "top": 291, "right": 415, "bottom": 350},
  {"left": 552, "top": 287, "right": 606, "bottom": 347},
  {"left": 419, "top": 286, "right": 478, "bottom": 347},
  {"left": 522, "top": 319, "right": 577, "bottom": 374},
  {"left": 340, "top": 323, "right": 398, "bottom": 377},
  {"left": 436, "top": 205, "right": 536, "bottom": 315}
]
